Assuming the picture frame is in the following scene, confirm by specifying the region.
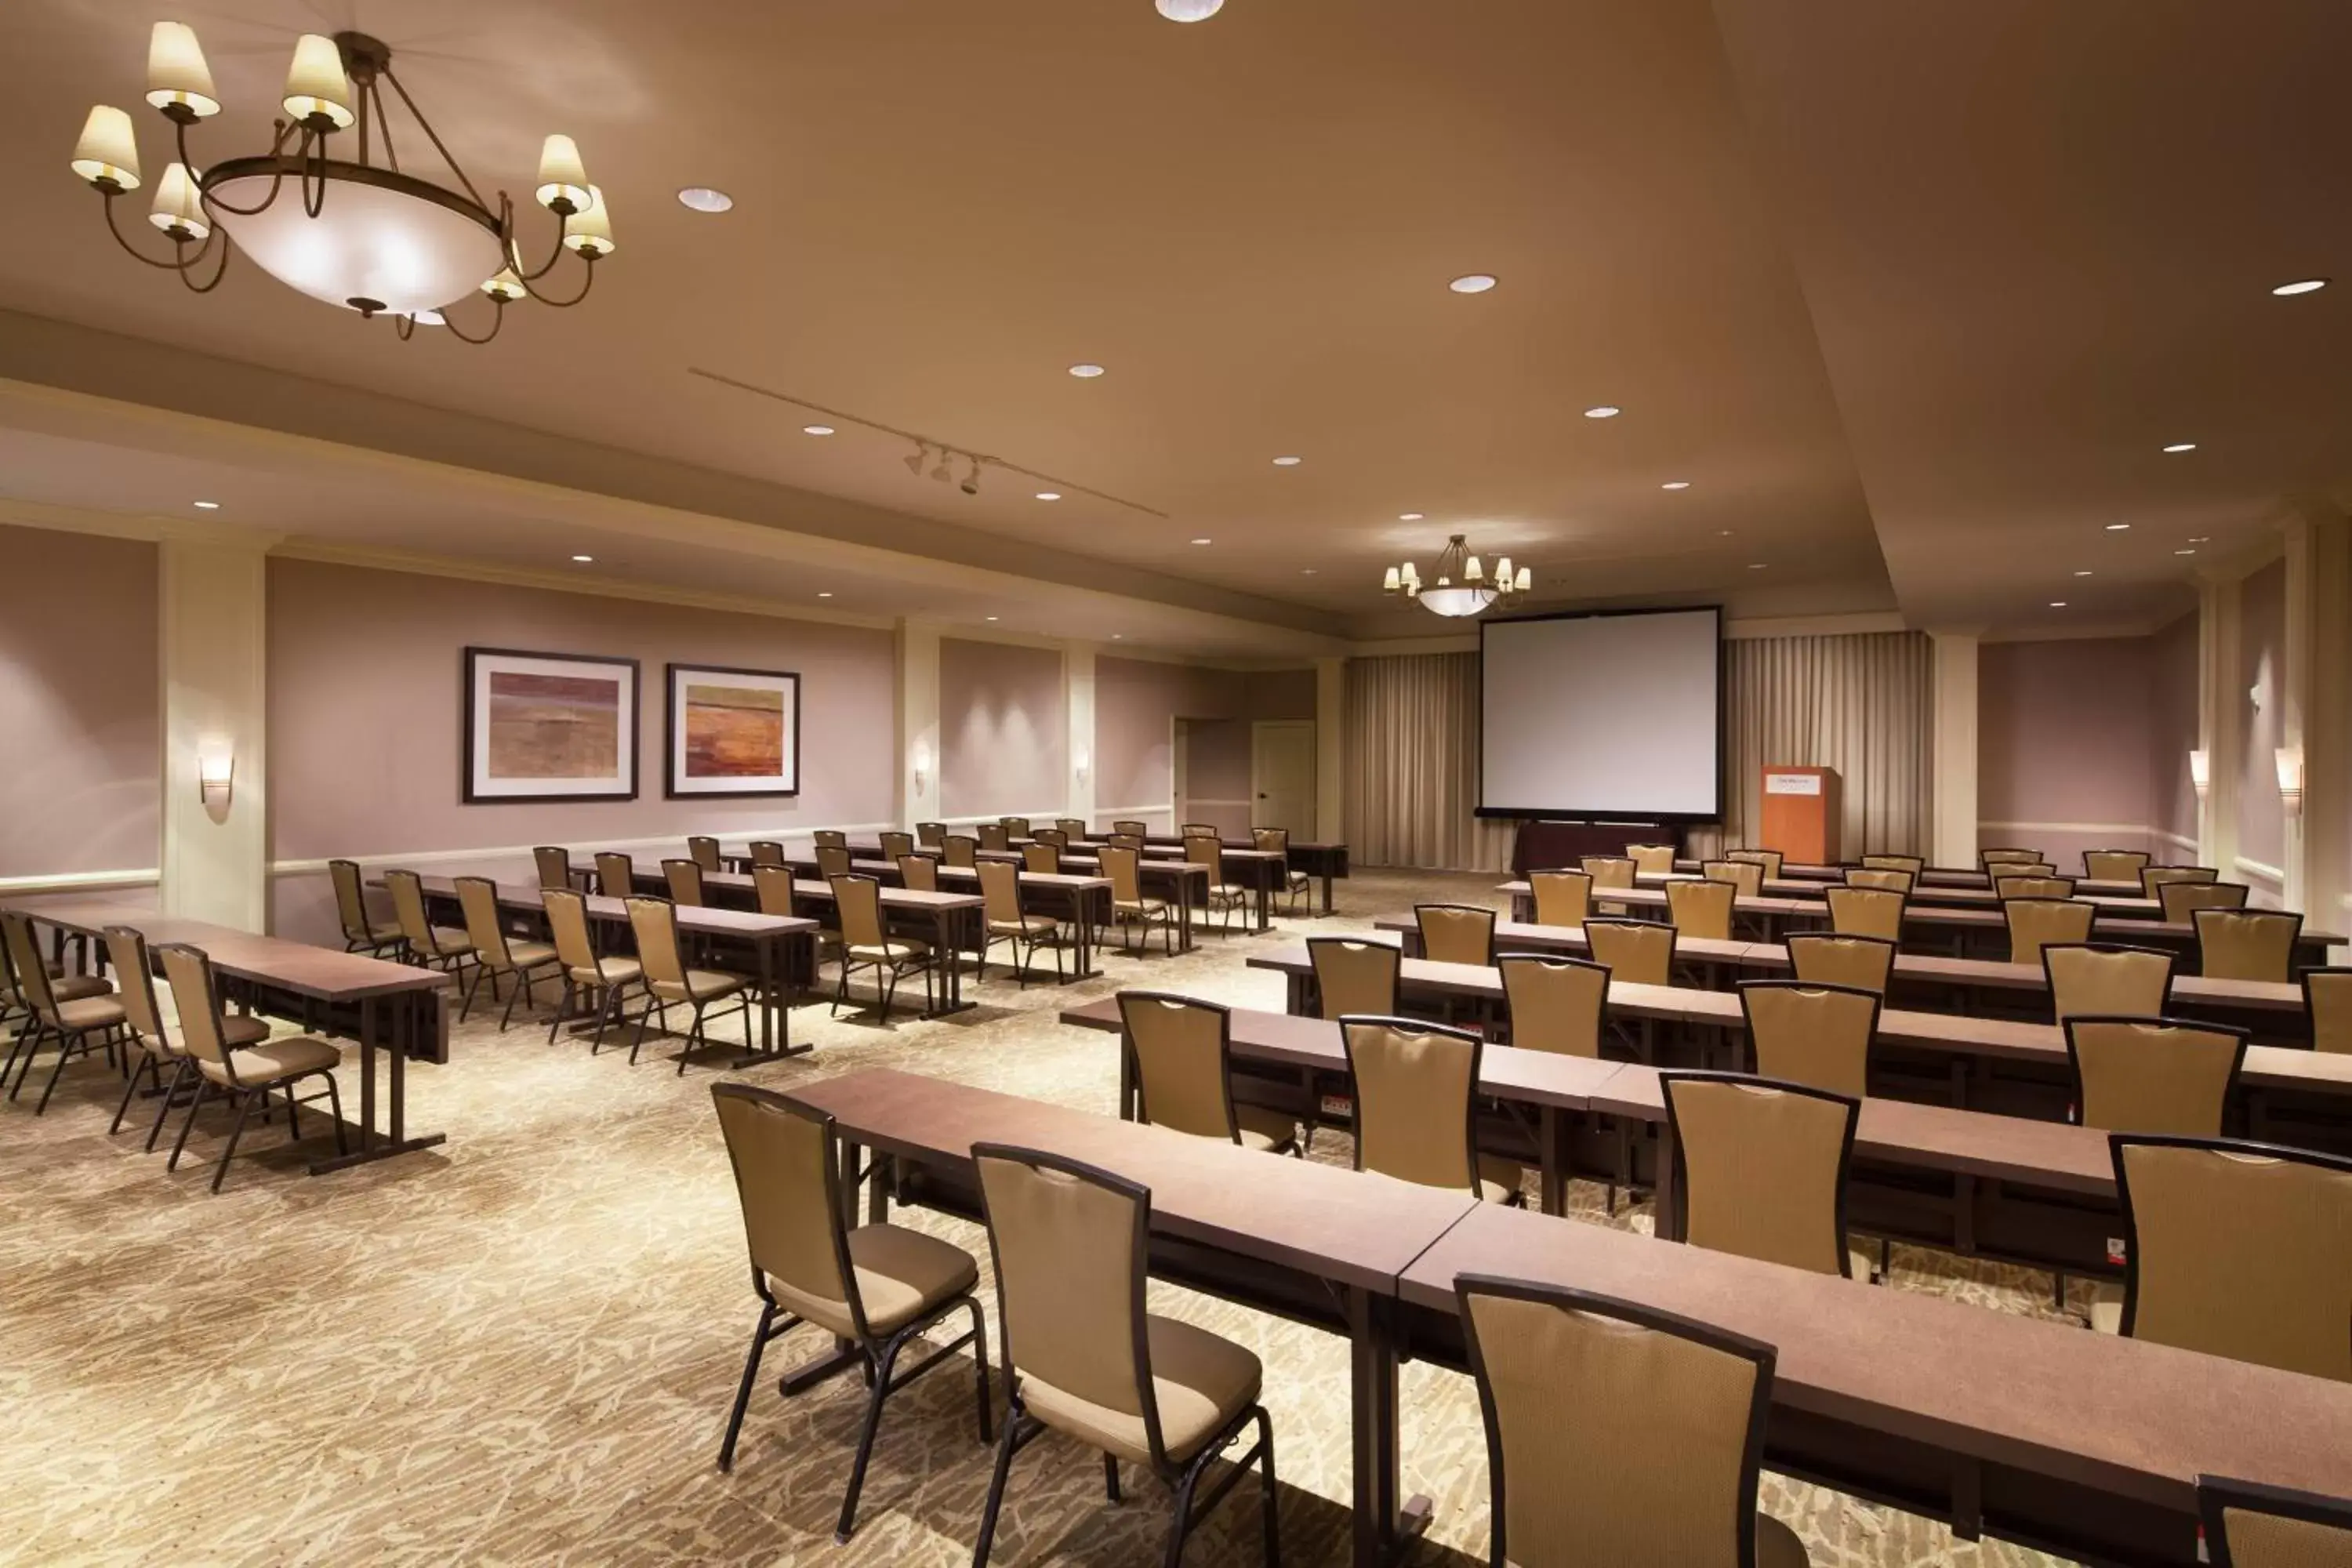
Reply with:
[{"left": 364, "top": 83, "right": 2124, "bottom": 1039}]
[
  {"left": 462, "top": 647, "right": 640, "bottom": 804},
  {"left": 666, "top": 662, "right": 801, "bottom": 799}
]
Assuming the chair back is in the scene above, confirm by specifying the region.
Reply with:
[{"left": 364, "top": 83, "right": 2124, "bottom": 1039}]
[
  {"left": 626, "top": 897, "right": 688, "bottom": 989},
  {"left": 2161, "top": 879, "right": 2250, "bottom": 924},
  {"left": 710, "top": 1086, "right": 866, "bottom": 1338},
  {"left": 532, "top": 846, "right": 572, "bottom": 891},
  {"left": 750, "top": 864, "right": 799, "bottom": 919},
  {"left": 2199, "top": 1475, "right": 2352, "bottom": 1566},
  {"left": 877, "top": 831, "right": 914, "bottom": 862},
  {"left": 1112, "top": 820, "right": 1149, "bottom": 837},
  {"left": 1703, "top": 858, "right": 1763, "bottom": 898},
  {"left": 1740, "top": 982, "right": 1878, "bottom": 1099},
  {"left": 1119, "top": 993, "right": 1240, "bottom": 1142},
  {"left": 2142, "top": 863, "right": 2220, "bottom": 896},
  {"left": 1667, "top": 878, "right": 1736, "bottom": 941},
  {"left": 812, "top": 829, "right": 848, "bottom": 851},
  {"left": 2045, "top": 942, "right": 2175, "bottom": 1022},
  {"left": 976, "top": 858, "right": 1026, "bottom": 926},
  {"left": 915, "top": 821, "right": 946, "bottom": 848},
  {"left": 384, "top": 868, "right": 437, "bottom": 949},
  {"left": 663, "top": 858, "right": 706, "bottom": 907},
  {"left": 1844, "top": 866, "right": 1915, "bottom": 895},
  {"left": 688, "top": 835, "right": 722, "bottom": 872},
  {"left": 1726, "top": 848, "right": 1783, "bottom": 880},
  {"left": 1341, "top": 1016, "right": 1485, "bottom": 1196},
  {"left": 1663, "top": 1071, "right": 1859, "bottom": 1276},
  {"left": 1581, "top": 855, "right": 1637, "bottom": 890},
  {"left": 156, "top": 942, "right": 231, "bottom": 1069},
  {"left": 1100, "top": 845, "right": 1145, "bottom": 906},
  {"left": 328, "top": 857, "right": 375, "bottom": 942},
  {"left": 898, "top": 855, "right": 938, "bottom": 892},
  {"left": 1181, "top": 834, "right": 1223, "bottom": 875},
  {"left": 833, "top": 877, "right": 889, "bottom": 949},
  {"left": 2084, "top": 849, "right": 2151, "bottom": 882},
  {"left": 2307, "top": 969, "right": 2352, "bottom": 1055},
  {"left": 104, "top": 926, "right": 167, "bottom": 1046},
  {"left": 1180, "top": 822, "right": 1218, "bottom": 838},
  {"left": 456, "top": 877, "right": 517, "bottom": 967},
  {"left": 1786, "top": 933, "right": 1896, "bottom": 994},
  {"left": 1528, "top": 870, "right": 1592, "bottom": 929},
  {"left": 2112, "top": 1135, "right": 2352, "bottom": 1381},
  {"left": 1983, "top": 847, "right": 2046, "bottom": 869},
  {"left": 1000, "top": 817, "right": 1033, "bottom": 838},
  {"left": 1994, "top": 874, "right": 2075, "bottom": 901},
  {"left": 1107, "top": 833, "right": 1146, "bottom": 852},
  {"left": 1860, "top": 853, "right": 1925, "bottom": 877},
  {"left": 2068, "top": 1017, "right": 2247, "bottom": 1136},
  {"left": 0, "top": 911, "right": 61, "bottom": 1019},
  {"left": 1585, "top": 920, "right": 1675, "bottom": 986},
  {"left": 1055, "top": 818, "right": 1087, "bottom": 838},
  {"left": 2197, "top": 909, "right": 2302, "bottom": 983},
  {"left": 1033, "top": 828, "right": 1069, "bottom": 850},
  {"left": 1454, "top": 1277, "right": 1777, "bottom": 1568},
  {"left": 595, "top": 851, "right": 635, "bottom": 899},
  {"left": 1416, "top": 904, "right": 1496, "bottom": 966},
  {"left": 1825, "top": 886, "right": 1904, "bottom": 940},
  {"left": 1498, "top": 956, "right": 1606, "bottom": 1058},
  {"left": 814, "top": 844, "right": 853, "bottom": 880},
  {"left": 942, "top": 835, "right": 978, "bottom": 868},
  {"left": 543, "top": 888, "right": 601, "bottom": 975},
  {"left": 1628, "top": 844, "right": 1676, "bottom": 876},
  {"left": 976, "top": 822, "right": 1011, "bottom": 851},
  {"left": 2005, "top": 898, "right": 2096, "bottom": 965},
  {"left": 1308, "top": 938, "right": 1399, "bottom": 1019},
  {"left": 749, "top": 840, "right": 786, "bottom": 868},
  {"left": 1022, "top": 843, "right": 1062, "bottom": 876},
  {"left": 1251, "top": 827, "right": 1290, "bottom": 855},
  {"left": 973, "top": 1146, "right": 1163, "bottom": 1458}
]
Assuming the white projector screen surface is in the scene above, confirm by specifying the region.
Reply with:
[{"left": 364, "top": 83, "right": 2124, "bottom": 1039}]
[{"left": 1479, "top": 608, "right": 1722, "bottom": 819}]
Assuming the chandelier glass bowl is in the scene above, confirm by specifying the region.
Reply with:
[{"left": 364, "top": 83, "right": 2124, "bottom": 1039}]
[{"left": 1382, "top": 533, "right": 1534, "bottom": 618}]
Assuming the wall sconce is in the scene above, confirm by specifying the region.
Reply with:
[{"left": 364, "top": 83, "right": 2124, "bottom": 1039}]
[
  {"left": 1073, "top": 746, "right": 1091, "bottom": 788},
  {"left": 2187, "top": 749, "right": 2210, "bottom": 796},
  {"left": 2276, "top": 746, "right": 2306, "bottom": 815},
  {"left": 197, "top": 746, "right": 234, "bottom": 804},
  {"left": 911, "top": 742, "right": 931, "bottom": 800}
]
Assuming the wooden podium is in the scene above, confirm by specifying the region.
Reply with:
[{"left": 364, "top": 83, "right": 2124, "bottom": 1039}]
[{"left": 1759, "top": 766, "right": 1841, "bottom": 866}]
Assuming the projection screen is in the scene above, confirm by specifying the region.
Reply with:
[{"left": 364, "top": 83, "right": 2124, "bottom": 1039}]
[{"left": 1477, "top": 607, "right": 1723, "bottom": 821}]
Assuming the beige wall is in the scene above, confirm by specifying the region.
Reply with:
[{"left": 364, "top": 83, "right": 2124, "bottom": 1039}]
[
  {"left": 1091, "top": 655, "right": 1314, "bottom": 832},
  {"left": 0, "top": 524, "right": 159, "bottom": 883},
  {"left": 2147, "top": 610, "right": 2201, "bottom": 852},
  {"left": 938, "top": 637, "right": 1065, "bottom": 822},
  {"left": 267, "top": 558, "right": 896, "bottom": 941},
  {"left": 1977, "top": 636, "right": 2155, "bottom": 871},
  {"left": 2238, "top": 557, "right": 2288, "bottom": 893}
]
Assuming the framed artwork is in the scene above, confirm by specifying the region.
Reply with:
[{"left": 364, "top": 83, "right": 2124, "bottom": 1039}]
[
  {"left": 666, "top": 662, "right": 800, "bottom": 798},
  {"left": 463, "top": 647, "right": 639, "bottom": 803}
]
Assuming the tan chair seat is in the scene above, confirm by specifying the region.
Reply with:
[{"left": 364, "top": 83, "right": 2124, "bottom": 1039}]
[
  {"left": 198, "top": 1035, "right": 340, "bottom": 1087},
  {"left": 362, "top": 920, "right": 402, "bottom": 942},
  {"left": 1115, "top": 897, "right": 1168, "bottom": 917},
  {"left": 1757, "top": 1513, "right": 1809, "bottom": 1568},
  {"left": 1023, "top": 1314, "right": 1261, "bottom": 1465},
  {"left": 53, "top": 995, "right": 126, "bottom": 1031},
  {"left": 222, "top": 1014, "right": 271, "bottom": 1047},
  {"left": 989, "top": 916, "right": 1059, "bottom": 937},
  {"left": 848, "top": 940, "right": 929, "bottom": 963},
  {"left": 1476, "top": 1153, "right": 1526, "bottom": 1207},
  {"left": 768, "top": 1222, "right": 978, "bottom": 1339},
  {"left": 499, "top": 941, "right": 560, "bottom": 971},
  {"left": 1210, "top": 884, "right": 1250, "bottom": 902},
  {"left": 49, "top": 974, "right": 114, "bottom": 1004},
  {"left": 568, "top": 956, "right": 643, "bottom": 988},
  {"left": 420, "top": 927, "right": 474, "bottom": 956},
  {"left": 648, "top": 969, "right": 747, "bottom": 1003},
  {"left": 1235, "top": 1102, "right": 1297, "bottom": 1154}
]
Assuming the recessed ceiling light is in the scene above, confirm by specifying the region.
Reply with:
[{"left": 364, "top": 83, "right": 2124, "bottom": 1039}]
[
  {"left": 2189, "top": 535, "right": 2211, "bottom": 543},
  {"left": 2049, "top": 601, "right": 2068, "bottom": 608},
  {"left": 1584, "top": 405, "right": 1622, "bottom": 419},
  {"left": 1748, "top": 562, "right": 1767, "bottom": 570},
  {"left": 2176, "top": 549, "right": 2198, "bottom": 556},
  {"left": 2106, "top": 523, "right": 2132, "bottom": 532},
  {"left": 1661, "top": 481, "right": 1691, "bottom": 491},
  {"left": 1190, "top": 537, "right": 1212, "bottom": 545},
  {"left": 677, "top": 187, "right": 734, "bottom": 213},
  {"left": 2273, "top": 278, "right": 2328, "bottom": 296},
  {"left": 817, "top": 591, "right": 833, "bottom": 598},
  {"left": 802, "top": 424, "right": 834, "bottom": 436},
  {"left": 1112, "top": 633, "right": 1123, "bottom": 640},
  {"left": 1399, "top": 512, "right": 1425, "bottom": 521},
  {"left": 572, "top": 554, "right": 593, "bottom": 563},
  {"left": 1449, "top": 274, "right": 1497, "bottom": 294},
  {"left": 1719, "top": 530, "right": 1735, "bottom": 537},
  {"left": 1034, "top": 491, "right": 1062, "bottom": 502},
  {"left": 1301, "top": 568, "right": 1317, "bottom": 575},
  {"left": 1156, "top": 0, "right": 1224, "bottom": 19},
  {"left": 191, "top": 499, "right": 220, "bottom": 509},
  {"left": 2161, "top": 442, "right": 2197, "bottom": 454},
  {"left": 1272, "top": 456, "right": 1302, "bottom": 466},
  {"left": 2074, "top": 570, "right": 2093, "bottom": 577},
  {"left": 1068, "top": 363, "right": 1105, "bottom": 379},
  {"left": 985, "top": 615, "right": 1000, "bottom": 622}
]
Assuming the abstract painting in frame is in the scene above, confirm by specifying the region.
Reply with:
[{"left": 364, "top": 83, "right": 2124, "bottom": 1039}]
[
  {"left": 666, "top": 663, "right": 800, "bottom": 798},
  {"left": 463, "top": 648, "right": 639, "bottom": 803}
]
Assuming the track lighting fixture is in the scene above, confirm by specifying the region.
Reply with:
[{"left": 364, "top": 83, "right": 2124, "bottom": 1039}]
[
  {"left": 960, "top": 455, "right": 982, "bottom": 495},
  {"left": 904, "top": 441, "right": 929, "bottom": 476},
  {"left": 931, "top": 451, "right": 955, "bottom": 482}
]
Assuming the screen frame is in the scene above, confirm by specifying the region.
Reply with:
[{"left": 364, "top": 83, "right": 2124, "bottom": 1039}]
[{"left": 1473, "top": 604, "right": 1726, "bottom": 824}]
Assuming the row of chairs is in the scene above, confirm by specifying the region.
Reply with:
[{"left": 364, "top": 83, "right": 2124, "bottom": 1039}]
[{"left": 2, "top": 913, "right": 345, "bottom": 1191}]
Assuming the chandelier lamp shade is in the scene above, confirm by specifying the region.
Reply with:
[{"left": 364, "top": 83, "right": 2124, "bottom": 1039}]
[
  {"left": 1383, "top": 533, "right": 1533, "bottom": 618},
  {"left": 68, "top": 24, "right": 614, "bottom": 345}
]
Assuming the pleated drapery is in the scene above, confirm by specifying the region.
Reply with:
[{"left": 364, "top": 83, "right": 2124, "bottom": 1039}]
[
  {"left": 1341, "top": 632, "right": 1935, "bottom": 871},
  {"left": 1343, "top": 653, "right": 1516, "bottom": 872}
]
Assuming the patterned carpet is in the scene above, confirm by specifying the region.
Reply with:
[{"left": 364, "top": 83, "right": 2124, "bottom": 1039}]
[{"left": 0, "top": 869, "right": 2085, "bottom": 1566}]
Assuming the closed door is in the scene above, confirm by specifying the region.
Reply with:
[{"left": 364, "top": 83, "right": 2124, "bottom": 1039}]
[{"left": 1252, "top": 720, "right": 1316, "bottom": 834}]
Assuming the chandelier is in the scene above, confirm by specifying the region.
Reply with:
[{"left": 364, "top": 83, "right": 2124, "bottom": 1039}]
[
  {"left": 68, "top": 24, "right": 614, "bottom": 345},
  {"left": 1382, "top": 533, "right": 1533, "bottom": 618}
]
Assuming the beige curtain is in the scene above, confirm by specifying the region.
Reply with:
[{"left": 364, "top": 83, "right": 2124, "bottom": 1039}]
[
  {"left": 1720, "top": 631, "right": 1933, "bottom": 858},
  {"left": 1344, "top": 653, "right": 1516, "bottom": 871}
]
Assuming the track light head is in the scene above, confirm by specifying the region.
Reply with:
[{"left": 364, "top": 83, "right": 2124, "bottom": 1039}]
[
  {"left": 903, "top": 441, "right": 928, "bottom": 476},
  {"left": 960, "top": 455, "right": 982, "bottom": 495},
  {"left": 931, "top": 452, "right": 955, "bottom": 482}
]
